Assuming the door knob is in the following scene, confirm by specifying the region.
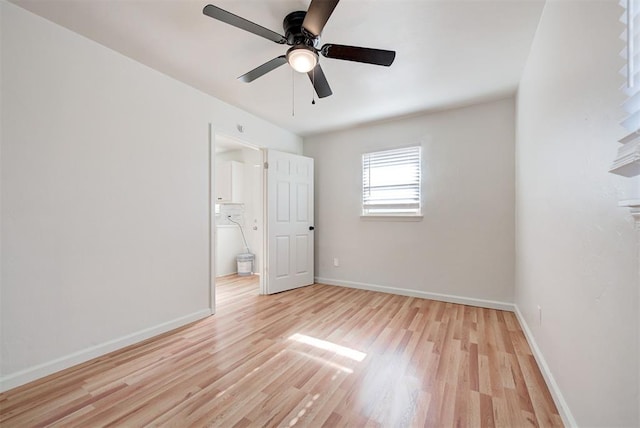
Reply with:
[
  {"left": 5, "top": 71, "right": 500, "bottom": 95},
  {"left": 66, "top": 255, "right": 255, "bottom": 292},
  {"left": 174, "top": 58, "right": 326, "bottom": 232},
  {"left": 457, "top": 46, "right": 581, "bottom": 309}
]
[{"left": 309, "top": 226, "right": 315, "bottom": 231}]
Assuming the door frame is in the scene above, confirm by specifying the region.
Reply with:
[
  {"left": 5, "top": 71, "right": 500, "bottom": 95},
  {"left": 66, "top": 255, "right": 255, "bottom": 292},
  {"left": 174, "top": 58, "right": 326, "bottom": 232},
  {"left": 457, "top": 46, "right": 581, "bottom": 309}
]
[{"left": 260, "top": 148, "right": 268, "bottom": 295}]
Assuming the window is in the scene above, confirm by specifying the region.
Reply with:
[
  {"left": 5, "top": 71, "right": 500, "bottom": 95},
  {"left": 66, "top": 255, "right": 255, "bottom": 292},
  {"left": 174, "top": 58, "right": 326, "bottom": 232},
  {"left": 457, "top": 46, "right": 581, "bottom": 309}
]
[
  {"left": 615, "top": 1, "right": 640, "bottom": 227},
  {"left": 612, "top": 0, "right": 640, "bottom": 177},
  {"left": 362, "top": 146, "right": 422, "bottom": 216}
]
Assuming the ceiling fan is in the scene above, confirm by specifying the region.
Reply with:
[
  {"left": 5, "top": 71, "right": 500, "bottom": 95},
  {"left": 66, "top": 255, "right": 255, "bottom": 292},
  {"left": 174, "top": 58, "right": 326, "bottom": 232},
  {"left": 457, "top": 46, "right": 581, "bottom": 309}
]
[{"left": 202, "top": 0, "right": 396, "bottom": 99}]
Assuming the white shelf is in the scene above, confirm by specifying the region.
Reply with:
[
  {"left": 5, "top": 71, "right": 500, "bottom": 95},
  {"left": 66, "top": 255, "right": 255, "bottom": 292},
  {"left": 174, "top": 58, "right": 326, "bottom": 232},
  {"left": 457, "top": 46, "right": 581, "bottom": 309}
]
[
  {"left": 619, "top": 200, "right": 640, "bottom": 229},
  {"left": 611, "top": 133, "right": 640, "bottom": 177},
  {"left": 618, "top": 199, "right": 640, "bottom": 207}
]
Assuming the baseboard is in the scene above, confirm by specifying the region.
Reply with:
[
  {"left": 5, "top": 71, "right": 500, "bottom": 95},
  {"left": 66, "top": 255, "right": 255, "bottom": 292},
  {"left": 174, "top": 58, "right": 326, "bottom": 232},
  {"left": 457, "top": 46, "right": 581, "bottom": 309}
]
[
  {"left": 514, "top": 306, "right": 577, "bottom": 427},
  {"left": 314, "top": 277, "right": 515, "bottom": 311},
  {"left": 0, "top": 308, "right": 212, "bottom": 393},
  {"left": 216, "top": 270, "right": 237, "bottom": 277},
  {"left": 216, "top": 272, "right": 261, "bottom": 278}
]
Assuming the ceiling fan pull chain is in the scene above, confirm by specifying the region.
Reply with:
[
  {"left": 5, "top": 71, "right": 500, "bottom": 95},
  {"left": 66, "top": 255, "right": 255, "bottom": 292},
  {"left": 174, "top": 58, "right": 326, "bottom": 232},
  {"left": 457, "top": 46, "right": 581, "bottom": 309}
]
[
  {"left": 292, "top": 68, "right": 295, "bottom": 116},
  {"left": 312, "top": 67, "right": 316, "bottom": 105}
]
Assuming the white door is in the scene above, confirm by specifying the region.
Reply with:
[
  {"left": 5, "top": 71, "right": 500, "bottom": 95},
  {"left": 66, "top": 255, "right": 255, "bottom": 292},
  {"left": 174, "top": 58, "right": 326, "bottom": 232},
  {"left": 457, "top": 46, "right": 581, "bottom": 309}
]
[{"left": 265, "top": 150, "right": 314, "bottom": 294}]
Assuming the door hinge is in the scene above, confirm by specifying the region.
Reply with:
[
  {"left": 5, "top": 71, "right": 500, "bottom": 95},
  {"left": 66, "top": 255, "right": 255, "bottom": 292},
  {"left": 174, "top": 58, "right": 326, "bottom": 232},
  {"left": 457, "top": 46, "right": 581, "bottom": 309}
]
[{"left": 264, "top": 162, "right": 269, "bottom": 169}]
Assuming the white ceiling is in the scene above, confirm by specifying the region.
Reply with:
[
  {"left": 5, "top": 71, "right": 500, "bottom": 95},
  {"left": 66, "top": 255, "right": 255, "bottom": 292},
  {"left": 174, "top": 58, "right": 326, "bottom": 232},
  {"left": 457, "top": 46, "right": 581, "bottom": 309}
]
[{"left": 10, "top": 0, "right": 545, "bottom": 137}]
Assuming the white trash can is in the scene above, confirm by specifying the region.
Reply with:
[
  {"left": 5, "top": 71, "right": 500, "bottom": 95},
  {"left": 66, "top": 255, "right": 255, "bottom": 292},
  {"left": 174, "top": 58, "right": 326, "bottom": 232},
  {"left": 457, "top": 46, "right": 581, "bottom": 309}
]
[{"left": 236, "top": 253, "right": 254, "bottom": 276}]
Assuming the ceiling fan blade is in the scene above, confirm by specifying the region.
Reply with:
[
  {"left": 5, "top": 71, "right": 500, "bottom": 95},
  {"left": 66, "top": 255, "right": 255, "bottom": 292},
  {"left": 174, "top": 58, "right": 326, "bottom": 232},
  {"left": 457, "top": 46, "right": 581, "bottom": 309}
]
[
  {"left": 302, "top": 0, "right": 340, "bottom": 38},
  {"left": 321, "top": 44, "right": 396, "bottom": 66},
  {"left": 238, "top": 56, "right": 288, "bottom": 83},
  {"left": 203, "top": 4, "right": 286, "bottom": 44},
  {"left": 307, "top": 64, "right": 332, "bottom": 98}
]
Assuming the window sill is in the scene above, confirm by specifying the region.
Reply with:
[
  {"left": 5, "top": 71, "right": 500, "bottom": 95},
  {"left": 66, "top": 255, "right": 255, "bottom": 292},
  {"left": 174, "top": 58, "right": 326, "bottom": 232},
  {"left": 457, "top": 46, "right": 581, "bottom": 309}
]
[
  {"left": 610, "top": 132, "right": 640, "bottom": 177},
  {"left": 619, "top": 199, "right": 640, "bottom": 230},
  {"left": 360, "top": 215, "right": 424, "bottom": 222}
]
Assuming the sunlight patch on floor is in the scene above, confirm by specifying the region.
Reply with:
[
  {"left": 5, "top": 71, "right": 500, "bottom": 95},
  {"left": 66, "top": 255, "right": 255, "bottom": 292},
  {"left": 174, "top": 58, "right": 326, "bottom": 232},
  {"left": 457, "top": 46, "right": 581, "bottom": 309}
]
[
  {"left": 288, "top": 393, "right": 320, "bottom": 427},
  {"left": 288, "top": 333, "right": 366, "bottom": 362},
  {"left": 212, "top": 348, "right": 287, "bottom": 399},
  {"left": 291, "top": 350, "right": 354, "bottom": 374}
]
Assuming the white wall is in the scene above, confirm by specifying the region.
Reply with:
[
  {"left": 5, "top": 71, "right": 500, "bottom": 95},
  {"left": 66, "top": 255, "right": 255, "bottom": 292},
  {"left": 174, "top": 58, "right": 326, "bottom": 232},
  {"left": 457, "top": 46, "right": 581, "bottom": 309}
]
[
  {"left": 0, "top": 1, "right": 301, "bottom": 391},
  {"left": 304, "top": 97, "right": 515, "bottom": 307},
  {"left": 516, "top": 1, "right": 639, "bottom": 426},
  {"left": 215, "top": 226, "right": 246, "bottom": 276}
]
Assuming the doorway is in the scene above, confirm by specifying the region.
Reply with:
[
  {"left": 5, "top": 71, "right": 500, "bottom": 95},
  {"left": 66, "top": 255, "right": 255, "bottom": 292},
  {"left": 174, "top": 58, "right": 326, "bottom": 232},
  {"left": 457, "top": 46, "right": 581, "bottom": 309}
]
[
  {"left": 209, "top": 130, "right": 316, "bottom": 313},
  {"left": 211, "top": 133, "right": 264, "bottom": 306}
]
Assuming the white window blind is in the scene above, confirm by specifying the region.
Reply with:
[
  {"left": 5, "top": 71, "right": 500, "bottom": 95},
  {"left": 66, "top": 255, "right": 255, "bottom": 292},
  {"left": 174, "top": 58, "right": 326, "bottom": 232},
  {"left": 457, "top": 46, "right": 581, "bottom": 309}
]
[
  {"left": 613, "top": 0, "right": 640, "bottom": 177},
  {"left": 362, "top": 146, "right": 421, "bottom": 216},
  {"left": 621, "top": 0, "right": 640, "bottom": 133}
]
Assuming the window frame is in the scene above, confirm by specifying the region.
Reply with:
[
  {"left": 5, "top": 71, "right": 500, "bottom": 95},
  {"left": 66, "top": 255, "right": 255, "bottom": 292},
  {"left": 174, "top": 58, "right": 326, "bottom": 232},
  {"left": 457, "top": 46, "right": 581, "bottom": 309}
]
[
  {"left": 361, "top": 145, "right": 423, "bottom": 219},
  {"left": 612, "top": 0, "right": 640, "bottom": 178}
]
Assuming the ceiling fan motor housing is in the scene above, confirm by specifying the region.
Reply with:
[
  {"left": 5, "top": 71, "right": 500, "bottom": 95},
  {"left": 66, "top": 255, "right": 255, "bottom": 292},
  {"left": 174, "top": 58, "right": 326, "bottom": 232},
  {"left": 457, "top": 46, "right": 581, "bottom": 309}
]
[{"left": 283, "top": 11, "right": 317, "bottom": 48}]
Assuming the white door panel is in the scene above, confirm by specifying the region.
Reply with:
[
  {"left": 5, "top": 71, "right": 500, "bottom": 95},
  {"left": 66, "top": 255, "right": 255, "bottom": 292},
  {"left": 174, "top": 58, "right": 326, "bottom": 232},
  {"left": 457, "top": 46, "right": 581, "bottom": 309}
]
[{"left": 266, "top": 150, "right": 314, "bottom": 294}]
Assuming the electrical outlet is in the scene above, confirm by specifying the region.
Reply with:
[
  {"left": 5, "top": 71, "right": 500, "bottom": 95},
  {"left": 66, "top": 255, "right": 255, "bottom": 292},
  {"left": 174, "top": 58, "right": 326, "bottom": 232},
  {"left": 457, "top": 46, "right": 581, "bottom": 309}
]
[
  {"left": 333, "top": 257, "right": 339, "bottom": 267},
  {"left": 537, "top": 305, "right": 542, "bottom": 326}
]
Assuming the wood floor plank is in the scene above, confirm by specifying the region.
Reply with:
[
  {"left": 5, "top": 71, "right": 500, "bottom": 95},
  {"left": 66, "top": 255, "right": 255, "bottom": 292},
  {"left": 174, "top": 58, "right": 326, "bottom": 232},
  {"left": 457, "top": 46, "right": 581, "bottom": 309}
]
[{"left": 0, "top": 275, "right": 562, "bottom": 427}]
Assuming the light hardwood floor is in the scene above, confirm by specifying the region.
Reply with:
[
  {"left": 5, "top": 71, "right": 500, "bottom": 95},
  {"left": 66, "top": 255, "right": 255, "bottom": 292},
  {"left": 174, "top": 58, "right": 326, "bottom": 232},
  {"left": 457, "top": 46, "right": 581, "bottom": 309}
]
[{"left": 0, "top": 275, "right": 562, "bottom": 427}]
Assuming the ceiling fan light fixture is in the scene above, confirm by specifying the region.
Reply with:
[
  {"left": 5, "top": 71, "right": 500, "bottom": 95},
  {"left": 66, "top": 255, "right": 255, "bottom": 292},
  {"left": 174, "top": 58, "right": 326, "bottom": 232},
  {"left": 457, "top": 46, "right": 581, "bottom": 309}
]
[{"left": 286, "top": 45, "right": 318, "bottom": 73}]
